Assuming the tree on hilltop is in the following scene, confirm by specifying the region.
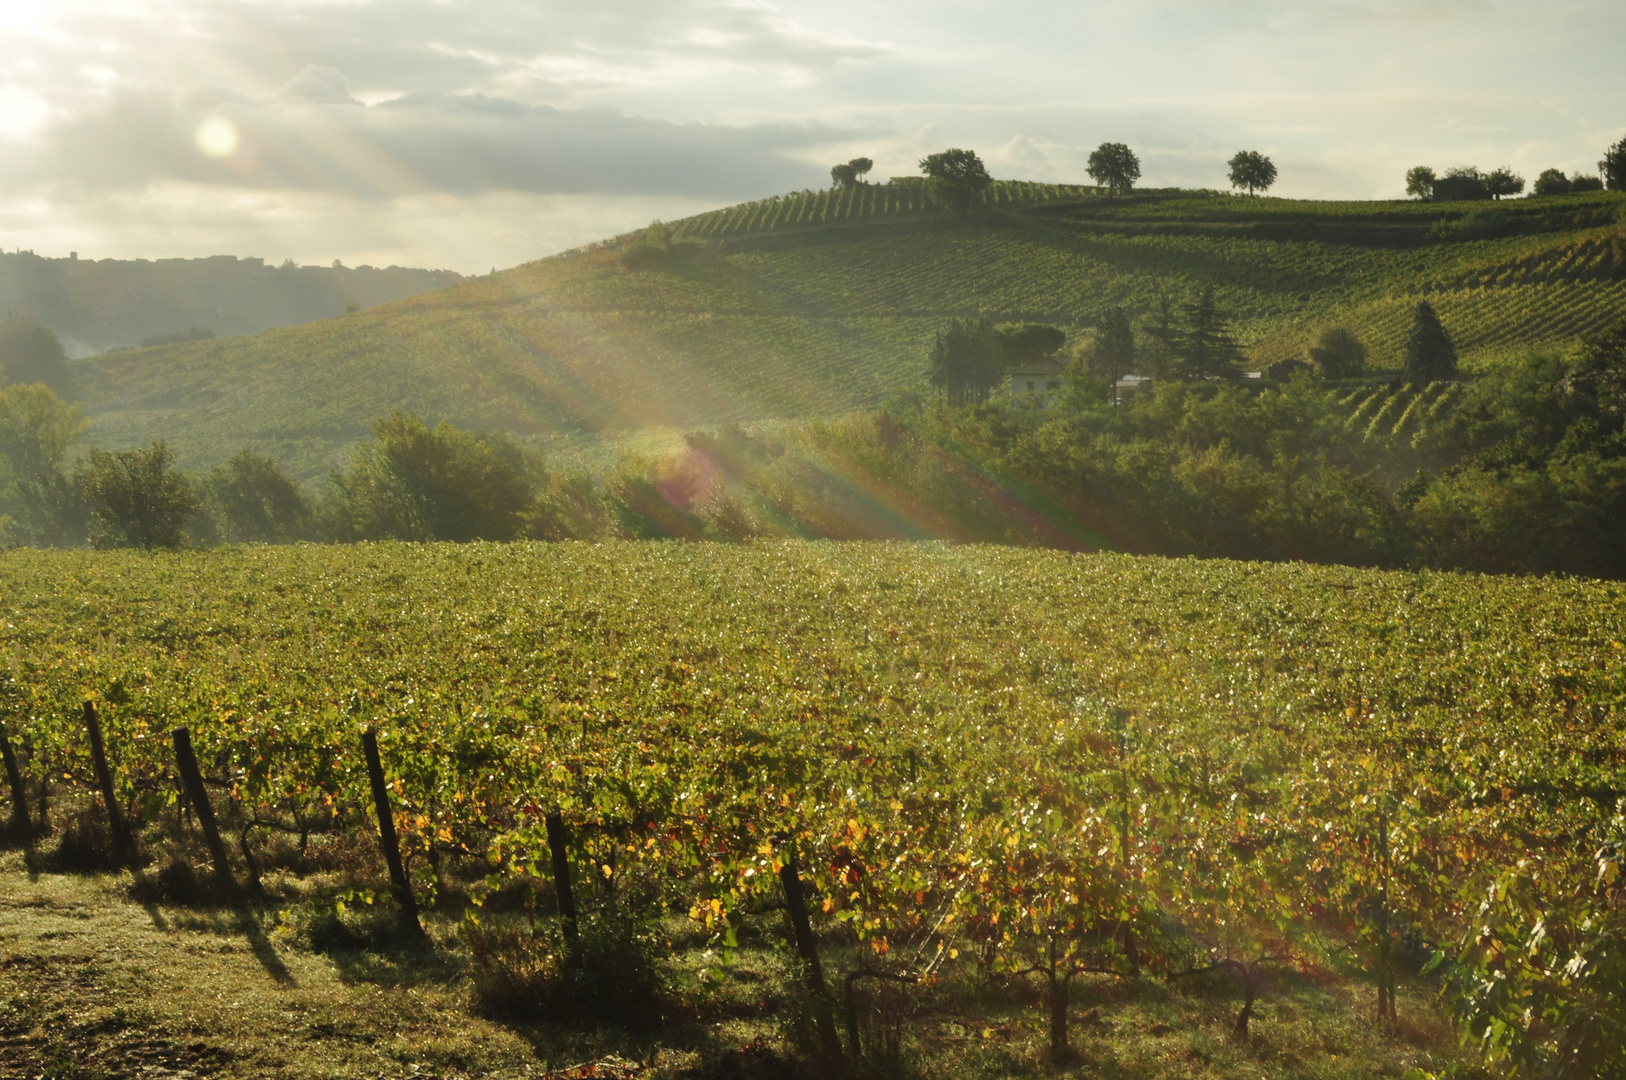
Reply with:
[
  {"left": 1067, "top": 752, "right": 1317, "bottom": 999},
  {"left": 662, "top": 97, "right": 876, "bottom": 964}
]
[
  {"left": 1087, "top": 143, "right": 1141, "bottom": 196},
  {"left": 1228, "top": 150, "right": 1278, "bottom": 196},
  {"left": 919, "top": 149, "right": 992, "bottom": 215},
  {"left": 1405, "top": 166, "right": 1437, "bottom": 200},
  {"left": 830, "top": 157, "right": 874, "bottom": 189},
  {"left": 1403, "top": 300, "right": 1458, "bottom": 383},
  {"left": 1604, "top": 136, "right": 1626, "bottom": 191},
  {"left": 1533, "top": 169, "right": 1571, "bottom": 197},
  {"left": 1484, "top": 167, "right": 1525, "bottom": 200}
]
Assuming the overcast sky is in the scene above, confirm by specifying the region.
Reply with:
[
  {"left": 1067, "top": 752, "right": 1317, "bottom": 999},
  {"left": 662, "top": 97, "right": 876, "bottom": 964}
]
[{"left": 1, "top": 0, "right": 1621, "bottom": 273}]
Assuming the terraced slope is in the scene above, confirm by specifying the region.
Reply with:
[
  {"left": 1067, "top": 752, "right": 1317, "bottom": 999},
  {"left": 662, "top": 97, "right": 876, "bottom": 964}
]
[{"left": 71, "top": 185, "right": 1626, "bottom": 476}]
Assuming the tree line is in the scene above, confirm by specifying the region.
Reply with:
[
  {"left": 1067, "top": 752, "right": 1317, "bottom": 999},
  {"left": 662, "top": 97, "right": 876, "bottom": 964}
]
[
  {"left": 4, "top": 310, "right": 1620, "bottom": 578},
  {"left": 1406, "top": 136, "right": 1626, "bottom": 199},
  {"left": 825, "top": 142, "right": 1281, "bottom": 208}
]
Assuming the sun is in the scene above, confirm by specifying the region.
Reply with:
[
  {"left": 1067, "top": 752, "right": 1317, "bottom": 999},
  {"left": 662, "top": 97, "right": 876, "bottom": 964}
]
[{"left": 195, "top": 117, "right": 239, "bottom": 158}]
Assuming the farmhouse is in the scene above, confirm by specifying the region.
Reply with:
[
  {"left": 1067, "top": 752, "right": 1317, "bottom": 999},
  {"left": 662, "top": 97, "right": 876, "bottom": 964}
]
[
  {"left": 1432, "top": 175, "right": 1490, "bottom": 201},
  {"left": 1008, "top": 356, "right": 1068, "bottom": 405}
]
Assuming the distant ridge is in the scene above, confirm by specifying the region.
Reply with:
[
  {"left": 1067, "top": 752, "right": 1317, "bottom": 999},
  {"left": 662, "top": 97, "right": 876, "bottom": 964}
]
[{"left": 0, "top": 251, "right": 463, "bottom": 357}]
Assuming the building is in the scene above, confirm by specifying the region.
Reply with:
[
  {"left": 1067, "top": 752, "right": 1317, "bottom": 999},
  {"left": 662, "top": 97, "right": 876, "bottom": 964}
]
[
  {"left": 1008, "top": 356, "right": 1069, "bottom": 405},
  {"left": 1432, "top": 175, "right": 1490, "bottom": 202}
]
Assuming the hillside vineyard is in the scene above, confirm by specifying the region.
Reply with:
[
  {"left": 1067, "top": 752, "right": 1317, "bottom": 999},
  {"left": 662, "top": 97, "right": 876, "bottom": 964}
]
[{"left": 70, "top": 186, "right": 1626, "bottom": 477}]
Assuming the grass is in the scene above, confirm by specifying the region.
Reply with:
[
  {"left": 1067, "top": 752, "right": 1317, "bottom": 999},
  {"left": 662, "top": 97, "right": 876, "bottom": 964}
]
[
  {"left": 0, "top": 843, "right": 1469, "bottom": 1079},
  {"left": 67, "top": 185, "right": 1626, "bottom": 480}
]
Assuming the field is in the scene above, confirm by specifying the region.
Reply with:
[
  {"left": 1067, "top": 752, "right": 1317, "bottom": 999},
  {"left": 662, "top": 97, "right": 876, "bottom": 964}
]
[
  {"left": 69, "top": 186, "right": 1626, "bottom": 479},
  {"left": 2, "top": 540, "right": 1622, "bottom": 1077}
]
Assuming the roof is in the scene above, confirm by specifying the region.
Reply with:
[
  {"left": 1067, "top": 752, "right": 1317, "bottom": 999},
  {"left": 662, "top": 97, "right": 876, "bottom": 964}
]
[{"left": 1007, "top": 356, "right": 1069, "bottom": 378}]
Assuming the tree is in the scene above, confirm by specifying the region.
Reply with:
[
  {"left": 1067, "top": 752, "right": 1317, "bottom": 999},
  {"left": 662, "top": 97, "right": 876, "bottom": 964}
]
[
  {"left": 322, "top": 413, "right": 539, "bottom": 542},
  {"left": 1227, "top": 150, "right": 1278, "bottom": 196},
  {"left": 1484, "top": 167, "right": 1525, "bottom": 200},
  {"left": 849, "top": 157, "right": 873, "bottom": 183},
  {"left": 1565, "top": 315, "right": 1626, "bottom": 418},
  {"left": 1142, "top": 294, "right": 1179, "bottom": 378},
  {"left": 205, "top": 449, "right": 311, "bottom": 543},
  {"left": 918, "top": 149, "right": 992, "bottom": 215},
  {"left": 1087, "top": 143, "right": 1141, "bottom": 196},
  {"left": 1533, "top": 169, "right": 1571, "bottom": 197},
  {"left": 0, "top": 382, "right": 86, "bottom": 546},
  {"left": 1570, "top": 173, "right": 1604, "bottom": 193},
  {"left": 1405, "top": 166, "right": 1437, "bottom": 200},
  {"left": 995, "top": 323, "right": 1067, "bottom": 367},
  {"left": 1176, "top": 289, "right": 1246, "bottom": 380},
  {"left": 1307, "top": 327, "right": 1368, "bottom": 379},
  {"left": 1090, "top": 309, "right": 1135, "bottom": 403},
  {"left": 830, "top": 163, "right": 857, "bottom": 188},
  {"left": 927, "top": 317, "right": 1003, "bottom": 405},
  {"left": 78, "top": 441, "right": 200, "bottom": 549},
  {"left": 1605, "top": 136, "right": 1626, "bottom": 191},
  {"left": 0, "top": 314, "right": 71, "bottom": 395},
  {"left": 1402, "top": 301, "right": 1457, "bottom": 383}
]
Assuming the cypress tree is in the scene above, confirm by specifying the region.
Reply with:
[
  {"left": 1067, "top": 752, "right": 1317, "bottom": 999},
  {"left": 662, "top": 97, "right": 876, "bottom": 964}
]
[{"left": 1403, "top": 301, "right": 1458, "bottom": 383}]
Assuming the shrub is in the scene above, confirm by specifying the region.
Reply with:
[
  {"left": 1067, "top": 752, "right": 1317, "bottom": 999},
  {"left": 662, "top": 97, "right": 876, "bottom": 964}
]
[{"left": 463, "top": 910, "right": 666, "bottom": 1028}]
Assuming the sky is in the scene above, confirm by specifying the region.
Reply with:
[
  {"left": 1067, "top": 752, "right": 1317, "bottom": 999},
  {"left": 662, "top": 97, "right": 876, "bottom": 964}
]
[{"left": 0, "top": 0, "right": 1621, "bottom": 274}]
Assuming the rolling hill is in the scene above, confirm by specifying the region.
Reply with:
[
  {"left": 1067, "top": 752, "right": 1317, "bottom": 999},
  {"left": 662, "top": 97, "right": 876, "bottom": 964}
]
[
  {"left": 1, "top": 252, "right": 464, "bottom": 359},
  {"left": 67, "top": 181, "right": 1626, "bottom": 477}
]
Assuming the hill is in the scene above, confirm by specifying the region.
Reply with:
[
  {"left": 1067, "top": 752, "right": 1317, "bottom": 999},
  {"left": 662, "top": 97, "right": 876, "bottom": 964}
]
[
  {"left": 0, "top": 250, "right": 464, "bottom": 357},
  {"left": 68, "top": 182, "right": 1626, "bottom": 476}
]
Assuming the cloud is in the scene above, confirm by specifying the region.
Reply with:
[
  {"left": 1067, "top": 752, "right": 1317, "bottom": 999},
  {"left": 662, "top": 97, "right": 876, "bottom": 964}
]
[{"left": 1, "top": 84, "right": 852, "bottom": 200}]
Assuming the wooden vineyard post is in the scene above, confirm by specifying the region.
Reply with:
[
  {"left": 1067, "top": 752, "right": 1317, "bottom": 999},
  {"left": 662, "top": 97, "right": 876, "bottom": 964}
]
[
  {"left": 360, "top": 728, "right": 425, "bottom": 940},
  {"left": 0, "top": 722, "right": 32, "bottom": 844},
  {"left": 171, "top": 727, "right": 238, "bottom": 899},
  {"left": 544, "top": 811, "right": 579, "bottom": 950},
  {"left": 776, "top": 835, "right": 844, "bottom": 1069},
  {"left": 83, "top": 702, "right": 136, "bottom": 868}
]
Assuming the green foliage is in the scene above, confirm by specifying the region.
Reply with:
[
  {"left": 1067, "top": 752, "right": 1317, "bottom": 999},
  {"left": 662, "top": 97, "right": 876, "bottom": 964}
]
[
  {"left": 1307, "top": 327, "right": 1368, "bottom": 378},
  {"left": 1090, "top": 308, "right": 1136, "bottom": 395},
  {"left": 321, "top": 413, "right": 539, "bottom": 542},
  {"left": 1403, "top": 301, "right": 1458, "bottom": 383},
  {"left": 927, "top": 317, "right": 1003, "bottom": 406},
  {"left": 0, "top": 382, "right": 86, "bottom": 546},
  {"left": 77, "top": 441, "right": 200, "bottom": 549},
  {"left": 1605, "top": 135, "right": 1626, "bottom": 191},
  {"left": 1405, "top": 166, "right": 1437, "bottom": 200},
  {"left": 1532, "top": 168, "right": 1571, "bottom": 197},
  {"left": 917, "top": 149, "right": 992, "bottom": 216},
  {"left": 993, "top": 322, "right": 1066, "bottom": 367},
  {"left": 204, "top": 449, "right": 311, "bottom": 543},
  {"left": 830, "top": 157, "right": 873, "bottom": 189},
  {"left": 0, "top": 314, "right": 70, "bottom": 395},
  {"left": 1087, "top": 143, "right": 1141, "bottom": 195},
  {"left": 1569, "top": 172, "right": 1605, "bottom": 193},
  {"left": 617, "top": 220, "right": 695, "bottom": 272},
  {"left": 1227, "top": 150, "right": 1277, "bottom": 196},
  {"left": 1484, "top": 168, "right": 1525, "bottom": 200},
  {"left": 1176, "top": 288, "right": 1247, "bottom": 379}
]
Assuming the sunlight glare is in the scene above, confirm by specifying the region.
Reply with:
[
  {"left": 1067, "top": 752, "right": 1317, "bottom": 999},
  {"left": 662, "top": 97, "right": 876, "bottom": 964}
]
[{"left": 195, "top": 116, "right": 239, "bottom": 158}]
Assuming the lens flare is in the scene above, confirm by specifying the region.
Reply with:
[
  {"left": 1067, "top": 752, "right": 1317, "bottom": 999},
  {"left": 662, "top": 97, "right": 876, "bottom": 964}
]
[{"left": 195, "top": 117, "right": 239, "bottom": 158}]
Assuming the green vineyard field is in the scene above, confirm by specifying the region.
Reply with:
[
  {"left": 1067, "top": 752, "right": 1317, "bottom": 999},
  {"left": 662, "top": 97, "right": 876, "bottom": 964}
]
[{"left": 2, "top": 541, "right": 1622, "bottom": 1073}]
